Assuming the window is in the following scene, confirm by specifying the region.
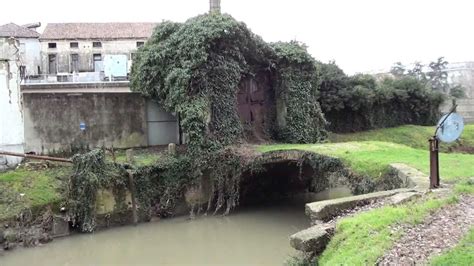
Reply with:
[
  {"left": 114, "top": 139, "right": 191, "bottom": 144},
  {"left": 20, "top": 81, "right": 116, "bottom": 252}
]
[
  {"left": 92, "top": 41, "right": 102, "bottom": 48},
  {"left": 93, "top": 53, "right": 102, "bottom": 61},
  {"left": 48, "top": 43, "right": 57, "bottom": 49},
  {"left": 70, "top": 42, "right": 79, "bottom": 48},
  {"left": 136, "top": 41, "right": 145, "bottom": 48}
]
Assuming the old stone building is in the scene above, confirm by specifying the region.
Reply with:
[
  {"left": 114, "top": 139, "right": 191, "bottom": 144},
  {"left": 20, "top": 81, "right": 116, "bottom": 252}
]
[
  {"left": 0, "top": 23, "right": 41, "bottom": 77},
  {"left": 39, "top": 23, "right": 157, "bottom": 76},
  {"left": 18, "top": 22, "right": 181, "bottom": 155}
]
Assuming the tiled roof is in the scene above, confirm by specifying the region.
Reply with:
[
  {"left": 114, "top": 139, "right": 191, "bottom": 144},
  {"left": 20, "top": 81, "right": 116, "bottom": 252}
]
[
  {"left": 40, "top": 23, "right": 158, "bottom": 40},
  {"left": 0, "top": 23, "right": 40, "bottom": 38}
]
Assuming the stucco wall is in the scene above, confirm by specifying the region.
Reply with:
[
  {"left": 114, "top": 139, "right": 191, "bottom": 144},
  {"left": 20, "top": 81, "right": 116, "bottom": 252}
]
[
  {"left": 19, "top": 38, "right": 41, "bottom": 76},
  {"left": 40, "top": 39, "right": 145, "bottom": 74},
  {"left": 23, "top": 92, "right": 148, "bottom": 154},
  {"left": 0, "top": 38, "right": 25, "bottom": 168}
]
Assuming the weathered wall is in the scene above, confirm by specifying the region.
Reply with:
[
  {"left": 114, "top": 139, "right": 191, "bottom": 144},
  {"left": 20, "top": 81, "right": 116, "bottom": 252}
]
[
  {"left": 23, "top": 91, "right": 148, "bottom": 154},
  {"left": 447, "top": 62, "right": 474, "bottom": 98},
  {"left": 19, "top": 38, "right": 41, "bottom": 76},
  {"left": 0, "top": 38, "right": 24, "bottom": 168},
  {"left": 40, "top": 39, "right": 145, "bottom": 74}
]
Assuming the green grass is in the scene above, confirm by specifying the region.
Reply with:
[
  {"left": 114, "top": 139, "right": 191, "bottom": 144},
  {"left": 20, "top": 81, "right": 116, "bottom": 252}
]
[
  {"left": 0, "top": 166, "right": 70, "bottom": 221},
  {"left": 318, "top": 195, "right": 458, "bottom": 265},
  {"left": 430, "top": 228, "right": 474, "bottom": 266},
  {"left": 258, "top": 141, "right": 474, "bottom": 182},
  {"left": 109, "top": 149, "right": 162, "bottom": 166},
  {"left": 329, "top": 124, "right": 474, "bottom": 152}
]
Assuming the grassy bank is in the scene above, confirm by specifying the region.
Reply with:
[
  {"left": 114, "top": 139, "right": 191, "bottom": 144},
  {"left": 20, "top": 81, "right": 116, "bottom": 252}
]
[
  {"left": 0, "top": 166, "right": 70, "bottom": 221},
  {"left": 318, "top": 195, "right": 458, "bottom": 265},
  {"left": 329, "top": 124, "right": 474, "bottom": 152},
  {"left": 430, "top": 228, "right": 474, "bottom": 266},
  {"left": 258, "top": 141, "right": 474, "bottom": 182}
]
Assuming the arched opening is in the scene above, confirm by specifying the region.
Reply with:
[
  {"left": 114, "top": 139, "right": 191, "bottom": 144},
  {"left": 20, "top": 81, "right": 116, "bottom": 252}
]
[{"left": 238, "top": 160, "right": 338, "bottom": 206}]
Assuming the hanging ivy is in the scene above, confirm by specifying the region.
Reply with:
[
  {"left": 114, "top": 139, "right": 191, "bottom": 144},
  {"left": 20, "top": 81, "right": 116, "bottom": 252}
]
[{"left": 131, "top": 13, "right": 327, "bottom": 155}]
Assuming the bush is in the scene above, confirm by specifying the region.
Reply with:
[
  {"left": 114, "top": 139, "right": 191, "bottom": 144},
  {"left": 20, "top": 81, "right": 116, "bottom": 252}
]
[{"left": 317, "top": 62, "right": 444, "bottom": 133}]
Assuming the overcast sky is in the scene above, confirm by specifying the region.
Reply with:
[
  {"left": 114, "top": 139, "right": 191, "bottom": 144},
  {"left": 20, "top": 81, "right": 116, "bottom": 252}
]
[{"left": 1, "top": 0, "right": 473, "bottom": 74}]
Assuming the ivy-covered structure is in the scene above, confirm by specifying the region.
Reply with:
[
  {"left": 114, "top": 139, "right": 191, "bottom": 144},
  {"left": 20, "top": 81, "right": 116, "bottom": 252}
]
[
  {"left": 65, "top": 13, "right": 444, "bottom": 232},
  {"left": 130, "top": 13, "right": 327, "bottom": 153}
]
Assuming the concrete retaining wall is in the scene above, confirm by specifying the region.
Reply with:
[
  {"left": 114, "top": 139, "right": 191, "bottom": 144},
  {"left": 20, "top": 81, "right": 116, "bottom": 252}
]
[{"left": 23, "top": 91, "right": 148, "bottom": 154}]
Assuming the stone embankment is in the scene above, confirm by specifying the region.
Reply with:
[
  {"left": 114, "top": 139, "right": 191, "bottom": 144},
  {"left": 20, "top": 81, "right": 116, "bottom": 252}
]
[{"left": 290, "top": 163, "right": 430, "bottom": 254}]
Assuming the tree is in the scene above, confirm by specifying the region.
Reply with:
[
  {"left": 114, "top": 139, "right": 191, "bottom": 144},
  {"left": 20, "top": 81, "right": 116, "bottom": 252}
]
[
  {"left": 407, "top": 62, "right": 426, "bottom": 81},
  {"left": 316, "top": 61, "right": 350, "bottom": 112},
  {"left": 427, "top": 57, "right": 449, "bottom": 93},
  {"left": 390, "top": 62, "right": 406, "bottom": 77}
]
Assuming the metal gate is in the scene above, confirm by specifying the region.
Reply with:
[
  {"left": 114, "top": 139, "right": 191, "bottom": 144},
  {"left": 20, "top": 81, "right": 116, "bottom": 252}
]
[{"left": 146, "top": 101, "right": 179, "bottom": 146}]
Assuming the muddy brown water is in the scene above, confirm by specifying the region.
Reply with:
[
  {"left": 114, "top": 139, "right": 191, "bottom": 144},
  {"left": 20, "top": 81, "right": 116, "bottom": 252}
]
[{"left": 1, "top": 187, "right": 351, "bottom": 266}]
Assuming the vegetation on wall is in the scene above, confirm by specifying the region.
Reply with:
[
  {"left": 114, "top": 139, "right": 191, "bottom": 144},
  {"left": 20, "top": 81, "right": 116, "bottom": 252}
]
[
  {"left": 271, "top": 42, "right": 327, "bottom": 143},
  {"left": 67, "top": 150, "right": 128, "bottom": 232},
  {"left": 131, "top": 13, "right": 327, "bottom": 152}
]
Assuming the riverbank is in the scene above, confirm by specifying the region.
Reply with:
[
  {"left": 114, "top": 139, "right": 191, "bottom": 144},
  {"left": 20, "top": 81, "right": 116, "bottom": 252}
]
[{"left": 0, "top": 124, "right": 473, "bottom": 263}]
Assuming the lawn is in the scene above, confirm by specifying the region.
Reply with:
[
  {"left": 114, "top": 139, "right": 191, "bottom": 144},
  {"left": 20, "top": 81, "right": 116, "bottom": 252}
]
[
  {"left": 0, "top": 166, "right": 70, "bottom": 221},
  {"left": 329, "top": 124, "right": 474, "bottom": 152},
  {"left": 108, "top": 148, "right": 162, "bottom": 166},
  {"left": 258, "top": 141, "right": 474, "bottom": 182},
  {"left": 430, "top": 228, "right": 474, "bottom": 266},
  {"left": 318, "top": 195, "right": 458, "bottom": 265}
]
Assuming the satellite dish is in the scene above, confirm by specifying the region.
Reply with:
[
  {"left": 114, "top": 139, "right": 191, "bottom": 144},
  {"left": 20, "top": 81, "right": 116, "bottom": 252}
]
[{"left": 436, "top": 113, "right": 464, "bottom": 143}]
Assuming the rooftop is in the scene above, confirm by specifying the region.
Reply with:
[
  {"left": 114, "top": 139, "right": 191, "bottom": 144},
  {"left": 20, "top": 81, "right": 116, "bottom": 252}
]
[
  {"left": 40, "top": 22, "right": 158, "bottom": 40},
  {"left": 0, "top": 23, "right": 40, "bottom": 38}
]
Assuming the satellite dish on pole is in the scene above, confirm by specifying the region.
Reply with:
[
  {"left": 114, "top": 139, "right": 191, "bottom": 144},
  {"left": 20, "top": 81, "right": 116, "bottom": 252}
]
[
  {"left": 435, "top": 113, "right": 464, "bottom": 143},
  {"left": 429, "top": 106, "right": 464, "bottom": 189}
]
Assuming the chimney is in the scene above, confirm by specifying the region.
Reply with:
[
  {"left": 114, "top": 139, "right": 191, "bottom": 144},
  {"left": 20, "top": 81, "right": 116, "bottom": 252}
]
[
  {"left": 22, "top": 22, "right": 41, "bottom": 31},
  {"left": 210, "top": 0, "right": 221, "bottom": 13}
]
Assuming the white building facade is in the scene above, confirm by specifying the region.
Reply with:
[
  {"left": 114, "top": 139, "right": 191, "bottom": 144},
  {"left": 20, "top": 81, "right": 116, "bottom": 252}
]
[{"left": 0, "top": 37, "right": 24, "bottom": 169}]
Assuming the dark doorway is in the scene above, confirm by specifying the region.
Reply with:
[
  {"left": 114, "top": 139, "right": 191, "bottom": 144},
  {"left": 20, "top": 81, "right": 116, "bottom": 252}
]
[
  {"left": 71, "top": 54, "right": 79, "bottom": 73},
  {"left": 237, "top": 73, "right": 274, "bottom": 141},
  {"left": 93, "top": 53, "right": 102, "bottom": 72},
  {"left": 48, "top": 54, "right": 57, "bottom": 74}
]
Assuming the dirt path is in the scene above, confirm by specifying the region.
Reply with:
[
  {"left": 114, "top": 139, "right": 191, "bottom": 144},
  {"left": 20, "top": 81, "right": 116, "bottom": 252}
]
[{"left": 379, "top": 195, "right": 474, "bottom": 265}]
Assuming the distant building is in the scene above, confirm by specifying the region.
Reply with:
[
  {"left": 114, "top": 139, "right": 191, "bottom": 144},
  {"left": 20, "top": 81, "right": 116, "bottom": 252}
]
[
  {"left": 0, "top": 23, "right": 41, "bottom": 77},
  {"left": 0, "top": 37, "right": 24, "bottom": 169},
  {"left": 17, "top": 22, "right": 180, "bottom": 154},
  {"left": 39, "top": 23, "right": 157, "bottom": 79}
]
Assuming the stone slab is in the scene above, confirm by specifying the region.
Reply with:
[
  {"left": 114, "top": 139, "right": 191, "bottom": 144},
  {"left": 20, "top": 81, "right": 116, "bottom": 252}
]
[
  {"left": 305, "top": 188, "right": 411, "bottom": 222},
  {"left": 389, "top": 163, "right": 430, "bottom": 191},
  {"left": 389, "top": 192, "right": 421, "bottom": 205},
  {"left": 290, "top": 224, "right": 335, "bottom": 253}
]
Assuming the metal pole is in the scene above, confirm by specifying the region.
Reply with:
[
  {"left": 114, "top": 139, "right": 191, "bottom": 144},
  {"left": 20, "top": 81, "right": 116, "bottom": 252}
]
[
  {"left": 0, "top": 151, "right": 72, "bottom": 163},
  {"left": 429, "top": 137, "right": 440, "bottom": 189}
]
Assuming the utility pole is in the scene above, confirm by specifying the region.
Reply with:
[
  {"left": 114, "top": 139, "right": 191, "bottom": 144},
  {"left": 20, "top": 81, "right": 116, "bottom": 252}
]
[{"left": 210, "top": 0, "right": 221, "bottom": 13}]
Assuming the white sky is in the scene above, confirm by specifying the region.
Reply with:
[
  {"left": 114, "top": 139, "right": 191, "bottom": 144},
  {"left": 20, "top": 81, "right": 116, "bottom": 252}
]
[{"left": 2, "top": 0, "right": 473, "bottom": 74}]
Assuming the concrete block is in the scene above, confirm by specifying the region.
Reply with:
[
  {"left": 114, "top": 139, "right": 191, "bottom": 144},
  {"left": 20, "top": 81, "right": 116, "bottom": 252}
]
[
  {"left": 290, "top": 224, "right": 334, "bottom": 253},
  {"left": 389, "top": 192, "right": 421, "bottom": 205},
  {"left": 52, "top": 215, "right": 69, "bottom": 238}
]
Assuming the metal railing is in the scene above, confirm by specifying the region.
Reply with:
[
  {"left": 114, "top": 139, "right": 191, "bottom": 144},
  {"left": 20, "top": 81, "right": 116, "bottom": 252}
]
[{"left": 22, "top": 72, "right": 129, "bottom": 84}]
